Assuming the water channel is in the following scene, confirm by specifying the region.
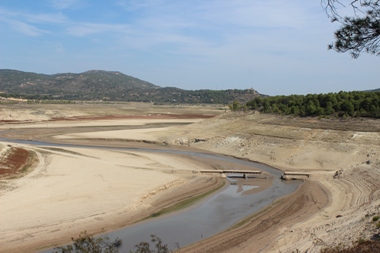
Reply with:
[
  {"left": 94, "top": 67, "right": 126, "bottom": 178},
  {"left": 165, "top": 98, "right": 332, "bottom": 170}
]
[{"left": 0, "top": 138, "right": 301, "bottom": 252}]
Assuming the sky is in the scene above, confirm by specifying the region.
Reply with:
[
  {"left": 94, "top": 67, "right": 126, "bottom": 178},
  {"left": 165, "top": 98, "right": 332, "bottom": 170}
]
[{"left": 0, "top": 0, "right": 378, "bottom": 95}]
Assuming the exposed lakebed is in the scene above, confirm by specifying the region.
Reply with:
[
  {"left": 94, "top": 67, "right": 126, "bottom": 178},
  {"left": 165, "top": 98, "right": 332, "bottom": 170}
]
[
  {"left": 0, "top": 138, "right": 301, "bottom": 252},
  {"left": 106, "top": 176, "right": 300, "bottom": 252}
]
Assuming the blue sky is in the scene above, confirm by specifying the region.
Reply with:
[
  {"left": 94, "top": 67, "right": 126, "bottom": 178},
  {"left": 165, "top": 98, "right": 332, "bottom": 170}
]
[{"left": 0, "top": 0, "right": 378, "bottom": 95}]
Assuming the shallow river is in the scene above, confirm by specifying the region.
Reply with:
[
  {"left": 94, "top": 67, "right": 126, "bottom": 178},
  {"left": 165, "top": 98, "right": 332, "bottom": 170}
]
[
  {"left": 106, "top": 176, "right": 299, "bottom": 252},
  {"left": 0, "top": 138, "right": 301, "bottom": 252}
]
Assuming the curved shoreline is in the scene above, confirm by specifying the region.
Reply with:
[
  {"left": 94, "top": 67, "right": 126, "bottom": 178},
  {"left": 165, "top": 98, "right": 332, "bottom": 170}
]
[
  {"left": 32, "top": 167, "right": 226, "bottom": 253},
  {"left": 181, "top": 180, "right": 329, "bottom": 253},
  {"left": 35, "top": 142, "right": 296, "bottom": 253},
  {"left": 2, "top": 109, "right": 378, "bottom": 253},
  {"left": 2, "top": 137, "right": 287, "bottom": 253}
]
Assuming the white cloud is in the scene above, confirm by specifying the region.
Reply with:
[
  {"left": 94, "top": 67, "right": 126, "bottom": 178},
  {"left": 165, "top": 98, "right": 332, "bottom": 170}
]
[
  {"left": 115, "top": 0, "right": 165, "bottom": 11},
  {"left": 66, "top": 23, "right": 132, "bottom": 37},
  {"left": 109, "top": 0, "right": 324, "bottom": 54},
  {"left": 55, "top": 44, "right": 65, "bottom": 54},
  {"left": 24, "top": 12, "right": 68, "bottom": 24},
  {"left": 2, "top": 18, "right": 47, "bottom": 36},
  {"left": 48, "top": 0, "right": 83, "bottom": 10},
  {"left": 0, "top": 6, "right": 67, "bottom": 37}
]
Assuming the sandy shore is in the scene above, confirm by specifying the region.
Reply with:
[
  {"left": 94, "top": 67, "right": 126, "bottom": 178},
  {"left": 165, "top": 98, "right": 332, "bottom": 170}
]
[
  {"left": 0, "top": 104, "right": 227, "bottom": 252},
  {"left": 0, "top": 108, "right": 259, "bottom": 253},
  {"left": 0, "top": 142, "right": 225, "bottom": 253},
  {"left": 1, "top": 104, "right": 379, "bottom": 253}
]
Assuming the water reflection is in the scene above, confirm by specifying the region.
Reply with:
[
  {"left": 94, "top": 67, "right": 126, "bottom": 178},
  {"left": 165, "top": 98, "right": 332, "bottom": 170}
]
[
  {"left": 105, "top": 178, "right": 300, "bottom": 252},
  {"left": 0, "top": 138, "right": 301, "bottom": 252}
]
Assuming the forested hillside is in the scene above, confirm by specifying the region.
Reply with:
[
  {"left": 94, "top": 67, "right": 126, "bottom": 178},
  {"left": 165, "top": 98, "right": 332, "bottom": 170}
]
[
  {"left": 0, "top": 69, "right": 261, "bottom": 104},
  {"left": 245, "top": 91, "right": 380, "bottom": 118}
]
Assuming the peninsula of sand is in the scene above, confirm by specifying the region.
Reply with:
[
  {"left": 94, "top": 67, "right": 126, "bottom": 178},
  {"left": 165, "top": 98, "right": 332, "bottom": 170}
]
[{"left": 0, "top": 102, "right": 379, "bottom": 253}]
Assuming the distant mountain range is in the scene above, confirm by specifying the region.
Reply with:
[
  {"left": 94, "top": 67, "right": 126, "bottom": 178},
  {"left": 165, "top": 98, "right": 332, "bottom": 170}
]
[{"left": 0, "top": 69, "right": 262, "bottom": 104}]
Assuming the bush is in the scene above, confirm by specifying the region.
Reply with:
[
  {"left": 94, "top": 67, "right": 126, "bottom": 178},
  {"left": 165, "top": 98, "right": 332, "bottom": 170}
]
[
  {"left": 53, "top": 232, "right": 177, "bottom": 253},
  {"left": 53, "top": 231, "right": 121, "bottom": 253}
]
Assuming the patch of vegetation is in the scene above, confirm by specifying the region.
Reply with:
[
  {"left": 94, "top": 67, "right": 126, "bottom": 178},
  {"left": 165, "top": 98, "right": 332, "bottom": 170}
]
[
  {"left": 228, "top": 100, "right": 247, "bottom": 111},
  {"left": 245, "top": 91, "right": 380, "bottom": 118},
  {"left": 53, "top": 232, "right": 178, "bottom": 253},
  {"left": 53, "top": 231, "right": 121, "bottom": 253}
]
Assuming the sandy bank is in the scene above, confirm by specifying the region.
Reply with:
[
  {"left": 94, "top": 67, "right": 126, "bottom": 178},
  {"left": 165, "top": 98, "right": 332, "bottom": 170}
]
[
  {"left": 0, "top": 141, "right": 224, "bottom": 253},
  {"left": 1, "top": 104, "right": 380, "bottom": 253},
  {"left": 158, "top": 112, "right": 380, "bottom": 252}
]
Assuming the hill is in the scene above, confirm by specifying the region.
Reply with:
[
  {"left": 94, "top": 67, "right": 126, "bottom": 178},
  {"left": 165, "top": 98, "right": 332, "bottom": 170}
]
[
  {"left": 0, "top": 69, "right": 158, "bottom": 100},
  {"left": 0, "top": 69, "right": 261, "bottom": 104}
]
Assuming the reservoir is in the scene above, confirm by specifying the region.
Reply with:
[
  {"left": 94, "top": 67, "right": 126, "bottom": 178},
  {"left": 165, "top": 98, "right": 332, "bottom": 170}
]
[
  {"left": 0, "top": 138, "right": 301, "bottom": 252},
  {"left": 106, "top": 175, "right": 299, "bottom": 252}
]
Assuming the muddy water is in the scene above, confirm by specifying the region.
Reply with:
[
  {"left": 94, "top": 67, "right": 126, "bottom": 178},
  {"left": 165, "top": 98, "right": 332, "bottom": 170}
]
[
  {"left": 107, "top": 177, "right": 299, "bottom": 252},
  {"left": 0, "top": 138, "right": 301, "bottom": 252}
]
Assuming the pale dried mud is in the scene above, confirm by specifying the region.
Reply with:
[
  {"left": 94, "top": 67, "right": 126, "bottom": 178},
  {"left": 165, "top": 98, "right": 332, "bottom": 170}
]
[{"left": 0, "top": 104, "right": 379, "bottom": 253}]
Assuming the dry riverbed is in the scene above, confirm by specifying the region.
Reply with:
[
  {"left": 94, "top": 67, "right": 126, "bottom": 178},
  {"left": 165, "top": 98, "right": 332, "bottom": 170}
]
[{"left": 0, "top": 102, "right": 379, "bottom": 253}]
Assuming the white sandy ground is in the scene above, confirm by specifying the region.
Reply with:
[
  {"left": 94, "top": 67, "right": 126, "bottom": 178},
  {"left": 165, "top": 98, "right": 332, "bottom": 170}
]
[
  {"left": 1, "top": 106, "right": 380, "bottom": 253},
  {"left": 156, "top": 113, "right": 380, "bottom": 253},
  {"left": 0, "top": 118, "right": 202, "bottom": 129},
  {"left": 0, "top": 103, "right": 223, "bottom": 252},
  {"left": 0, "top": 140, "right": 208, "bottom": 253},
  {"left": 55, "top": 126, "right": 172, "bottom": 141},
  {"left": 39, "top": 113, "right": 380, "bottom": 252}
]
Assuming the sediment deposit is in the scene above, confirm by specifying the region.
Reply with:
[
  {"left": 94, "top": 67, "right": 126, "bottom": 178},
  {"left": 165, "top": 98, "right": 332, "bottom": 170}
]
[{"left": 0, "top": 104, "right": 379, "bottom": 253}]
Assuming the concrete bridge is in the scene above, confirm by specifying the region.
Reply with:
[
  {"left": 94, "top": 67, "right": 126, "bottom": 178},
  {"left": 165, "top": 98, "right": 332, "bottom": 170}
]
[
  {"left": 281, "top": 172, "right": 310, "bottom": 180},
  {"left": 200, "top": 170, "right": 262, "bottom": 179}
]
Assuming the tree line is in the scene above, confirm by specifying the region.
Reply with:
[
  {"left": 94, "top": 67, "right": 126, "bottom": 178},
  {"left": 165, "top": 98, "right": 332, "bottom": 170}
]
[{"left": 235, "top": 91, "right": 380, "bottom": 118}]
